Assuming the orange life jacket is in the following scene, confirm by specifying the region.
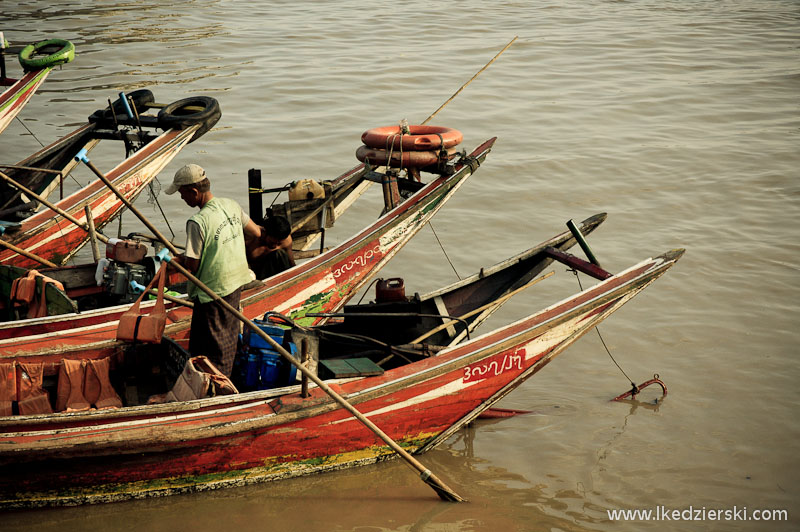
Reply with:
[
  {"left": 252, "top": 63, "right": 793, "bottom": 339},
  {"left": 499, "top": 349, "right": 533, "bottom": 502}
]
[
  {"left": 0, "top": 362, "right": 16, "bottom": 417},
  {"left": 10, "top": 270, "right": 65, "bottom": 319},
  {"left": 85, "top": 357, "right": 122, "bottom": 410},
  {"left": 16, "top": 362, "right": 53, "bottom": 415},
  {"left": 56, "top": 359, "right": 91, "bottom": 412}
]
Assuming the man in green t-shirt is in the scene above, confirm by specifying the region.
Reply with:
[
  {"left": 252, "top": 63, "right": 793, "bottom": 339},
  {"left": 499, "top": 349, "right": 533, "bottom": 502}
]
[{"left": 166, "top": 164, "right": 262, "bottom": 376}]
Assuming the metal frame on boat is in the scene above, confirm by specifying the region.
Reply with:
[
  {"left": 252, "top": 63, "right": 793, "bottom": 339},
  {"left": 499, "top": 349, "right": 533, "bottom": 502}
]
[{"left": 0, "top": 90, "right": 220, "bottom": 267}]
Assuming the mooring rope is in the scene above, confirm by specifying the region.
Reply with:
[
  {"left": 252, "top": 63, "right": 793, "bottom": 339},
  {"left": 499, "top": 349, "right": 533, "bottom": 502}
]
[
  {"left": 570, "top": 268, "right": 635, "bottom": 386},
  {"left": 14, "top": 116, "right": 82, "bottom": 188},
  {"left": 429, "top": 222, "right": 460, "bottom": 280}
]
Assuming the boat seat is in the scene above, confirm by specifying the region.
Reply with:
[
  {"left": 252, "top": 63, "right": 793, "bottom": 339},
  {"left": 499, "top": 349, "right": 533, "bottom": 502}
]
[{"left": 318, "top": 358, "right": 384, "bottom": 380}]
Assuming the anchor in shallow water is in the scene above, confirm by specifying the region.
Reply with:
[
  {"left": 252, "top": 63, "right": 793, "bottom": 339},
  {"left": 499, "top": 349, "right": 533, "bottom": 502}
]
[{"left": 613, "top": 374, "right": 668, "bottom": 402}]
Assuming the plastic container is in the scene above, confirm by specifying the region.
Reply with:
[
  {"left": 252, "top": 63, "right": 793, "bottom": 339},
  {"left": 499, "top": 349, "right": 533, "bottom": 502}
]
[
  {"left": 105, "top": 238, "right": 148, "bottom": 263},
  {"left": 376, "top": 278, "right": 405, "bottom": 303},
  {"left": 244, "top": 352, "right": 260, "bottom": 389},
  {"left": 289, "top": 178, "right": 325, "bottom": 201},
  {"left": 258, "top": 343, "right": 298, "bottom": 389},
  {"left": 243, "top": 322, "right": 284, "bottom": 351}
]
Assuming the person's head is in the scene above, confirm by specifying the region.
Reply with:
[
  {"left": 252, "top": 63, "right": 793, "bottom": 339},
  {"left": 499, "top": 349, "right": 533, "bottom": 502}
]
[
  {"left": 262, "top": 215, "right": 291, "bottom": 248},
  {"left": 165, "top": 164, "right": 211, "bottom": 207}
]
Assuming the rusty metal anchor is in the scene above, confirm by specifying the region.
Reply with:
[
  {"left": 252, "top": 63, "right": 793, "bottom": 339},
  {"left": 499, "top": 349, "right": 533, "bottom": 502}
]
[{"left": 613, "top": 374, "right": 667, "bottom": 402}]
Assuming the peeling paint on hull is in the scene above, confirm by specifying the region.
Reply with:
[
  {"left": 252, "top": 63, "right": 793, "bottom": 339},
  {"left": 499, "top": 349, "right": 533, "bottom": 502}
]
[
  {"left": 0, "top": 248, "right": 683, "bottom": 508},
  {"left": 0, "top": 124, "right": 198, "bottom": 268},
  {"left": 0, "top": 68, "right": 51, "bottom": 134}
]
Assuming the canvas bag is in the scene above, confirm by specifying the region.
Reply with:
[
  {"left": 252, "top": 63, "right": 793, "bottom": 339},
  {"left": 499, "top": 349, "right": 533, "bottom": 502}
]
[
  {"left": 148, "top": 356, "right": 238, "bottom": 403},
  {"left": 116, "top": 263, "right": 167, "bottom": 344}
]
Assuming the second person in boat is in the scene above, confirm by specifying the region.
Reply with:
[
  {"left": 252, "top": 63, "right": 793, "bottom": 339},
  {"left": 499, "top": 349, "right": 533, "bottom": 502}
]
[{"left": 246, "top": 213, "right": 296, "bottom": 280}]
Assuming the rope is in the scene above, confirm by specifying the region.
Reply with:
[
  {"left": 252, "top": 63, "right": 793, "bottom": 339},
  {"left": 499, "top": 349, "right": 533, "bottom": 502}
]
[
  {"left": 570, "top": 269, "right": 635, "bottom": 386},
  {"left": 429, "top": 223, "right": 460, "bottom": 280},
  {"left": 15, "top": 116, "right": 45, "bottom": 148},
  {"left": 147, "top": 180, "right": 175, "bottom": 239},
  {"left": 14, "top": 116, "right": 82, "bottom": 188},
  {"left": 356, "top": 277, "right": 381, "bottom": 305},
  {"left": 422, "top": 36, "right": 518, "bottom": 125}
]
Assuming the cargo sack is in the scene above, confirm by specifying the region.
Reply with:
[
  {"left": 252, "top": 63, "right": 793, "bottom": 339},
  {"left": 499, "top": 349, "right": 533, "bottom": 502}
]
[
  {"left": 148, "top": 356, "right": 238, "bottom": 404},
  {"left": 116, "top": 263, "right": 167, "bottom": 344}
]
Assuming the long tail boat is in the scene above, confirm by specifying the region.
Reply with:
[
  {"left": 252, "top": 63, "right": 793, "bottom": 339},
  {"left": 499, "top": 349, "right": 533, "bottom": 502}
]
[
  {"left": 0, "top": 138, "right": 497, "bottom": 357},
  {"left": 0, "top": 38, "right": 75, "bottom": 136},
  {"left": 0, "top": 212, "right": 683, "bottom": 507},
  {"left": 0, "top": 89, "right": 221, "bottom": 267}
]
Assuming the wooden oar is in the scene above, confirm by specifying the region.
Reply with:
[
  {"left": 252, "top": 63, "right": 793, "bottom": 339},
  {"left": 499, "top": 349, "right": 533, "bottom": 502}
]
[
  {"left": 74, "top": 150, "right": 466, "bottom": 503},
  {"left": 0, "top": 170, "right": 110, "bottom": 244},
  {"left": 410, "top": 271, "right": 554, "bottom": 345}
]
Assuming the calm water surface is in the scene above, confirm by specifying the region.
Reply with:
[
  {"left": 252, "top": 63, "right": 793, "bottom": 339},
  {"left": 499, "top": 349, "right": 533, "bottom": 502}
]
[{"left": 1, "top": 1, "right": 798, "bottom": 530}]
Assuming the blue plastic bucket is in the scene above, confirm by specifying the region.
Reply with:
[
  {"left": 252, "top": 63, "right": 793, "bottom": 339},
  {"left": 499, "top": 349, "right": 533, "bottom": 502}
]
[
  {"left": 244, "top": 321, "right": 284, "bottom": 350},
  {"left": 244, "top": 352, "right": 260, "bottom": 389},
  {"left": 257, "top": 343, "right": 298, "bottom": 389}
]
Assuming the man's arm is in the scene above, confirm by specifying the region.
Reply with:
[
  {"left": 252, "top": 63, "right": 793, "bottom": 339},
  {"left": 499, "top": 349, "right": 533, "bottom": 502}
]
[
  {"left": 243, "top": 218, "right": 263, "bottom": 240},
  {"left": 180, "top": 219, "right": 203, "bottom": 274},
  {"left": 282, "top": 236, "right": 296, "bottom": 266}
]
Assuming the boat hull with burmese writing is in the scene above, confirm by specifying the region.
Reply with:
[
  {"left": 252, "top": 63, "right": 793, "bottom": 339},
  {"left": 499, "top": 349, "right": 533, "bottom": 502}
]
[
  {"left": 0, "top": 138, "right": 496, "bottom": 362},
  {"left": 0, "top": 248, "right": 682, "bottom": 507}
]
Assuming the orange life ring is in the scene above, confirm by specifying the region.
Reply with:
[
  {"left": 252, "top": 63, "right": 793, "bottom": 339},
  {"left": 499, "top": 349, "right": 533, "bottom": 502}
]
[
  {"left": 361, "top": 125, "right": 463, "bottom": 151},
  {"left": 356, "top": 145, "right": 458, "bottom": 168}
]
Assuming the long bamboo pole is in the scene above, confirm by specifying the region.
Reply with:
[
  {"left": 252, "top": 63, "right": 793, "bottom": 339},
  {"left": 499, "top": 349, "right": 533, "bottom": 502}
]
[
  {"left": 84, "top": 205, "right": 101, "bottom": 262},
  {"left": 0, "top": 238, "right": 57, "bottom": 268},
  {"left": 421, "top": 36, "right": 517, "bottom": 125},
  {"left": 74, "top": 150, "right": 465, "bottom": 502},
  {"left": 0, "top": 170, "right": 110, "bottom": 244}
]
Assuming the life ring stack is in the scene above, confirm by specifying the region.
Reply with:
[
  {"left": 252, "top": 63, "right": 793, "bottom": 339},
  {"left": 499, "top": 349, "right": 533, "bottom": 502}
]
[{"left": 356, "top": 124, "right": 463, "bottom": 172}]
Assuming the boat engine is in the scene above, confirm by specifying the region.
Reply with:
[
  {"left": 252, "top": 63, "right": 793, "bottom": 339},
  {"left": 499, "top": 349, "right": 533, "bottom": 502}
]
[
  {"left": 101, "top": 259, "right": 156, "bottom": 304},
  {"left": 99, "top": 239, "right": 157, "bottom": 304}
]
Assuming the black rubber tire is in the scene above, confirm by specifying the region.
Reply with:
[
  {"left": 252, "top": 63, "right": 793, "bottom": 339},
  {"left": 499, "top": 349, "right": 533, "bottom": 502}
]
[
  {"left": 110, "top": 89, "right": 155, "bottom": 117},
  {"left": 157, "top": 96, "right": 221, "bottom": 141},
  {"left": 157, "top": 96, "right": 220, "bottom": 129}
]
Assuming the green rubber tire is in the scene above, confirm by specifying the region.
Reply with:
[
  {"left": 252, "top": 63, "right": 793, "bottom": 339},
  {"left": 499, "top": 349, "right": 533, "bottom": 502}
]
[{"left": 18, "top": 39, "right": 75, "bottom": 71}]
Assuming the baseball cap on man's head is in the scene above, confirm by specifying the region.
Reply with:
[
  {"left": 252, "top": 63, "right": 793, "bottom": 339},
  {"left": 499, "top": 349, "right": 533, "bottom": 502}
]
[{"left": 165, "top": 164, "right": 206, "bottom": 195}]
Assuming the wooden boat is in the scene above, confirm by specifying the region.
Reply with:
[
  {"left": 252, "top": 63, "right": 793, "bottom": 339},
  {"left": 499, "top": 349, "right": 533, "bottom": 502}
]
[
  {"left": 0, "top": 213, "right": 684, "bottom": 507},
  {"left": 0, "top": 138, "right": 497, "bottom": 358},
  {"left": 0, "top": 89, "right": 220, "bottom": 267},
  {"left": 0, "top": 38, "right": 75, "bottom": 136}
]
